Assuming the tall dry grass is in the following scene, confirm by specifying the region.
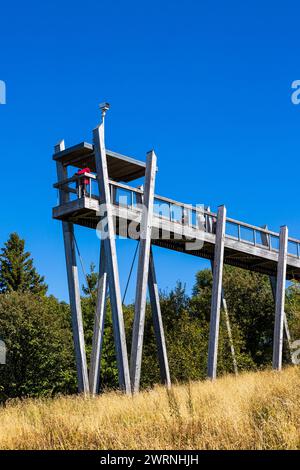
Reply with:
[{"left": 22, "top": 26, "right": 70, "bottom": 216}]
[{"left": 0, "top": 366, "right": 300, "bottom": 450}]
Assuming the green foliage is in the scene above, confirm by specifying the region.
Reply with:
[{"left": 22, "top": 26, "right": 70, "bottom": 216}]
[
  {"left": 157, "top": 283, "right": 209, "bottom": 383},
  {"left": 81, "top": 262, "right": 98, "bottom": 296},
  {"left": 286, "top": 281, "right": 300, "bottom": 341},
  {"left": 221, "top": 267, "right": 275, "bottom": 366},
  {"left": 191, "top": 267, "right": 276, "bottom": 370},
  {"left": 0, "top": 236, "right": 299, "bottom": 400},
  {"left": 0, "top": 233, "right": 47, "bottom": 295},
  {"left": 80, "top": 264, "right": 300, "bottom": 390},
  {"left": 0, "top": 292, "right": 76, "bottom": 402}
]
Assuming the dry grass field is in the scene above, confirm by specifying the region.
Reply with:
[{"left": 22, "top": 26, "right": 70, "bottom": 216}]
[{"left": 0, "top": 366, "right": 299, "bottom": 450}]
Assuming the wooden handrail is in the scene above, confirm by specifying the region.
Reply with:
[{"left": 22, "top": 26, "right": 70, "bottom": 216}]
[{"left": 53, "top": 177, "right": 300, "bottom": 249}]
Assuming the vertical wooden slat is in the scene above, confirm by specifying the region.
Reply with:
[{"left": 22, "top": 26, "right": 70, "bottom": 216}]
[
  {"left": 207, "top": 205, "right": 226, "bottom": 380},
  {"left": 55, "top": 140, "right": 89, "bottom": 394},
  {"left": 130, "top": 150, "right": 157, "bottom": 393},
  {"left": 93, "top": 124, "right": 131, "bottom": 394}
]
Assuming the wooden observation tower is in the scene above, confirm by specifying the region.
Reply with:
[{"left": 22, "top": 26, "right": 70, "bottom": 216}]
[{"left": 53, "top": 104, "right": 300, "bottom": 394}]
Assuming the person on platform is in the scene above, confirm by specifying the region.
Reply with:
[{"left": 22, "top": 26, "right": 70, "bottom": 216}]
[{"left": 75, "top": 167, "right": 91, "bottom": 198}]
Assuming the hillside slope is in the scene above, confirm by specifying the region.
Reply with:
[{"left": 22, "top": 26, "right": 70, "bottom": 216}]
[{"left": 0, "top": 367, "right": 299, "bottom": 450}]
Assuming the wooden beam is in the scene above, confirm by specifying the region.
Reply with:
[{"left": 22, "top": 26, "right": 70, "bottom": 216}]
[
  {"left": 55, "top": 140, "right": 89, "bottom": 394},
  {"left": 93, "top": 124, "right": 131, "bottom": 394},
  {"left": 148, "top": 248, "right": 171, "bottom": 388},
  {"left": 221, "top": 296, "right": 238, "bottom": 376},
  {"left": 89, "top": 240, "right": 108, "bottom": 394},
  {"left": 269, "top": 276, "right": 293, "bottom": 361},
  {"left": 261, "top": 226, "right": 292, "bottom": 361},
  {"left": 130, "top": 150, "right": 157, "bottom": 393},
  {"left": 209, "top": 260, "right": 238, "bottom": 376},
  {"left": 273, "top": 226, "right": 288, "bottom": 370},
  {"left": 207, "top": 207, "right": 236, "bottom": 375},
  {"left": 207, "top": 205, "right": 226, "bottom": 380}
]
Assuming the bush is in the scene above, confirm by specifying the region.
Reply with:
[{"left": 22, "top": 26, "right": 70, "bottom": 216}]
[{"left": 0, "top": 292, "right": 76, "bottom": 401}]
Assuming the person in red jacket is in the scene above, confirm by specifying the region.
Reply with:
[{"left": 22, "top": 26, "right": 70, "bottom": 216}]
[{"left": 76, "top": 167, "right": 91, "bottom": 198}]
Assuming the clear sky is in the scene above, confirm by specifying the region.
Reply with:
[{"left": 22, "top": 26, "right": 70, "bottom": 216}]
[{"left": 1, "top": 0, "right": 300, "bottom": 302}]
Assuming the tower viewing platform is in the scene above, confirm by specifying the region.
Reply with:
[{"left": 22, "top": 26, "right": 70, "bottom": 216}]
[
  {"left": 53, "top": 106, "right": 298, "bottom": 395},
  {"left": 53, "top": 141, "right": 300, "bottom": 282}
]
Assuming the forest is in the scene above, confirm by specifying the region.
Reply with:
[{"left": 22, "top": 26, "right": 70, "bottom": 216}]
[{"left": 0, "top": 232, "right": 299, "bottom": 402}]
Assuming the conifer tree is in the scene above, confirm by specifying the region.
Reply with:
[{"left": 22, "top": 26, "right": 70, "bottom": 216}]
[{"left": 0, "top": 233, "right": 47, "bottom": 295}]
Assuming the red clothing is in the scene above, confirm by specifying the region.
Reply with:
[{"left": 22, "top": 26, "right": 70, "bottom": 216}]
[{"left": 76, "top": 167, "right": 91, "bottom": 186}]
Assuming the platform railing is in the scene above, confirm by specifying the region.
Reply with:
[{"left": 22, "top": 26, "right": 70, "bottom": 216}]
[{"left": 54, "top": 174, "right": 300, "bottom": 259}]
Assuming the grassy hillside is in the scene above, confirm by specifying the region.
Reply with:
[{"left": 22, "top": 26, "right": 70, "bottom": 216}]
[{"left": 0, "top": 366, "right": 299, "bottom": 450}]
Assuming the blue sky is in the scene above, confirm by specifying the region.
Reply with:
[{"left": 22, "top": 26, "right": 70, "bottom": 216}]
[{"left": 0, "top": 0, "right": 300, "bottom": 302}]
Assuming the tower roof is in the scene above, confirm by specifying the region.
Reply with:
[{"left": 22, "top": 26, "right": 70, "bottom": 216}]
[{"left": 53, "top": 142, "right": 146, "bottom": 182}]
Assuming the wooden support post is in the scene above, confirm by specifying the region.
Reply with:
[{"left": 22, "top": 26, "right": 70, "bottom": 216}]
[
  {"left": 89, "top": 240, "right": 108, "bottom": 394},
  {"left": 210, "top": 261, "right": 238, "bottom": 376},
  {"left": 221, "top": 296, "right": 238, "bottom": 376},
  {"left": 93, "top": 124, "right": 131, "bottom": 394},
  {"left": 269, "top": 276, "right": 293, "bottom": 359},
  {"left": 130, "top": 150, "right": 157, "bottom": 393},
  {"left": 261, "top": 226, "right": 292, "bottom": 361},
  {"left": 207, "top": 205, "right": 226, "bottom": 380},
  {"left": 55, "top": 140, "right": 89, "bottom": 394},
  {"left": 273, "top": 226, "right": 288, "bottom": 370},
  {"left": 148, "top": 249, "right": 171, "bottom": 388}
]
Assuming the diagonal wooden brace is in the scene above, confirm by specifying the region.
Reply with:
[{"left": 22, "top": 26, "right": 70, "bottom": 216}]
[{"left": 89, "top": 240, "right": 108, "bottom": 394}]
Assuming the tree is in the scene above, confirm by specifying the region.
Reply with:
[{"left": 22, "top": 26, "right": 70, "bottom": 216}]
[
  {"left": 140, "top": 282, "right": 209, "bottom": 386},
  {"left": 82, "top": 262, "right": 98, "bottom": 297},
  {"left": 0, "top": 233, "right": 47, "bottom": 295},
  {"left": 0, "top": 292, "right": 76, "bottom": 401},
  {"left": 191, "top": 266, "right": 281, "bottom": 369},
  {"left": 286, "top": 281, "right": 300, "bottom": 343}
]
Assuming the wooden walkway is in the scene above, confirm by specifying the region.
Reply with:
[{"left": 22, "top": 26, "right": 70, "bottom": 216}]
[{"left": 53, "top": 173, "right": 300, "bottom": 282}]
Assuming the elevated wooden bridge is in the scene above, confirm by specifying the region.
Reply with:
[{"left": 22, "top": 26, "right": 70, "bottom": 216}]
[
  {"left": 53, "top": 142, "right": 300, "bottom": 281},
  {"left": 53, "top": 108, "right": 299, "bottom": 395}
]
